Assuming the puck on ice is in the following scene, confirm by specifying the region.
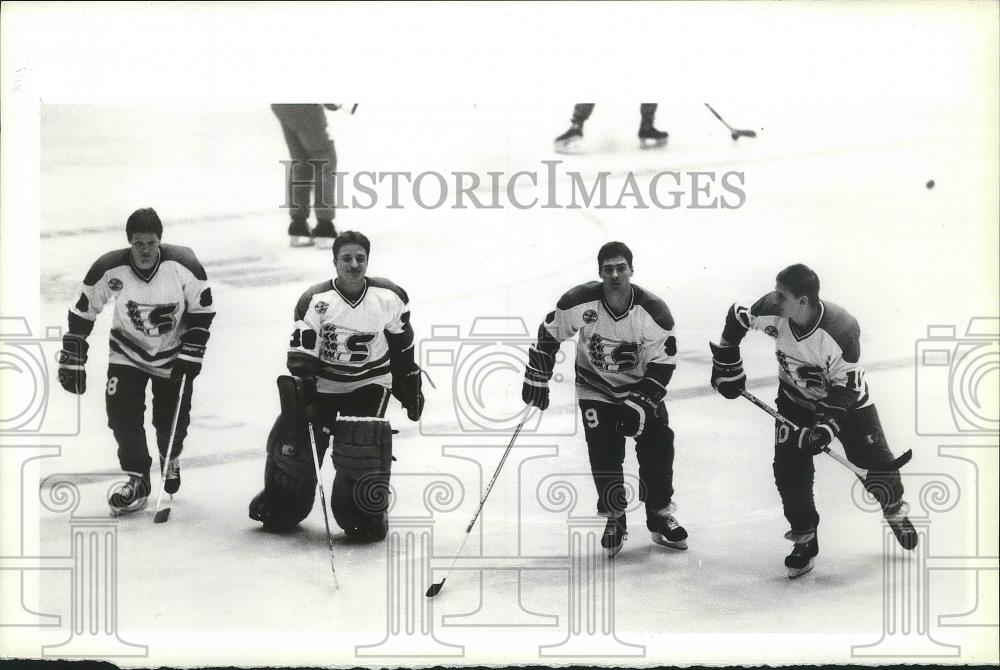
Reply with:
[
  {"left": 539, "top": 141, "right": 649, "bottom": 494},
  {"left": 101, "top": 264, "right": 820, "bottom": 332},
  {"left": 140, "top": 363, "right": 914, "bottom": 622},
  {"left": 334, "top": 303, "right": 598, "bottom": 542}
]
[{"left": 926, "top": 180, "right": 935, "bottom": 189}]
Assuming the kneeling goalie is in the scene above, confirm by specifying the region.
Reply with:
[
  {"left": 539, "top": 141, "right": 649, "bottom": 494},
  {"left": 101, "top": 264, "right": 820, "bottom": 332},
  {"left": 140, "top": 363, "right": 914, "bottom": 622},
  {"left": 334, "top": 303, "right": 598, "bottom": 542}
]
[{"left": 249, "top": 231, "right": 423, "bottom": 539}]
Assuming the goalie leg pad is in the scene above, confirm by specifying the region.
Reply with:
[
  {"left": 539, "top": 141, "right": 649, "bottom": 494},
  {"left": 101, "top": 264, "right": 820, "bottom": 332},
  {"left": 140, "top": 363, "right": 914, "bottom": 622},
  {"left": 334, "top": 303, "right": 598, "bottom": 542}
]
[{"left": 330, "top": 417, "right": 392, "bottom": 539}]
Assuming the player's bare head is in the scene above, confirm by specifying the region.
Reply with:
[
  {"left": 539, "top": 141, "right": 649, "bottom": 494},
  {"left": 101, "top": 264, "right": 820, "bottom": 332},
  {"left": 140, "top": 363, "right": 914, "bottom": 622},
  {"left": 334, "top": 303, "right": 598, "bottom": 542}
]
[
  {"left": 125, "top": 208, "right": 163, "bottom": 241},
  {"left": 598, "top": 241, "right": 633, "bottom": 270},
  {"left": 776, "top": 264, "right": 820, "bottom": 307},
  {"left": 333, "top": 231, "right": 371, "bottom": 259}
]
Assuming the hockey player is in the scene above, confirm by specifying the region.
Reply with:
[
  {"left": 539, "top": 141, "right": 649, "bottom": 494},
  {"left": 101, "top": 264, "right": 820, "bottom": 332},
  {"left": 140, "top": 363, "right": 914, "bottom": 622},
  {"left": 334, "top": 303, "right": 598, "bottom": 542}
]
[
  {"left": 248, "top": 230, "right": 423, "bottom": 540},
  {"left": 709, "top": 264, "right": 917, "bottom": 578},
  {"left": 554, "top": 103, "right": 668, "bottom": 152},
  {"left": 272, "top": 103, "right": 340, "bottom": 248},
  {"left": 522, "top": 241, "right": 687, "bottom": 557},
  {"left": 57, "top": 208, "right": 215, "bottom": 516}
]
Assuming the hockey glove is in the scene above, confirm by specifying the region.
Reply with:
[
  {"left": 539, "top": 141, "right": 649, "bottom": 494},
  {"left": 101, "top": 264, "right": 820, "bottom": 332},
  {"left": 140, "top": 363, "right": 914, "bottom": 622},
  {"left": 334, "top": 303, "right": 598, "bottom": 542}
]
[
  {"left": 392, "top": 367, "right": 424, "bottom": 421},
  {"left": 618, "top": 378, "right": 666, "bottom": 437},
  {"left": 57, "top": 335, "right": 89, "bottom": 395},
  {"left": 797, "top": 414, "right": 840, "bottom": 455},
  {"left": 521, "top": 347, "right": 554, "bottom": 411},
  {"left": 172, "top": 341, "right": 205, "bottom": 383},
  {"left": 709, "top": 342, "right": 745, "bottom": 400}
]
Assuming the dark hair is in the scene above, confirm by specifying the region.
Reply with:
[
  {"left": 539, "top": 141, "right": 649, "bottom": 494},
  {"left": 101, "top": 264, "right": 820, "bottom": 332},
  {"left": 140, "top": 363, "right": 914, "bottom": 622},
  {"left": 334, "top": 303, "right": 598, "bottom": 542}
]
[
  {"left": 597, "top": 241, "right": 633, "bottom": 268},
  {"left": 776, "top": 264, "right": 821, "bottom": 306},
  {"left": 125, "top": 208, "right": 163, "bottom": 240},
  {"left": 332, "top": 230, "right": 371, "bottom": 258}
]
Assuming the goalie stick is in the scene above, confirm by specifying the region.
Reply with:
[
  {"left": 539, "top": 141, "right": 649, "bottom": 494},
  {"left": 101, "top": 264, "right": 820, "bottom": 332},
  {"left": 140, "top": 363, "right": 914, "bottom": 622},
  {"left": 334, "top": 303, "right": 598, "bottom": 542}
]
[
  {"left": 705, "top": 103, "right": 757, "bottom": 140},
  {"left": 740, "top": 390, "right": 912, "bottom": 479},
  {"left": 308, "top": 425, "right": 340, "bottom": 589},
  {"left": 426, "top": 408, "right": 534, "bottom": 598},
  {"left": 153, "top": 373, "right": 186, "bottom": 524}
]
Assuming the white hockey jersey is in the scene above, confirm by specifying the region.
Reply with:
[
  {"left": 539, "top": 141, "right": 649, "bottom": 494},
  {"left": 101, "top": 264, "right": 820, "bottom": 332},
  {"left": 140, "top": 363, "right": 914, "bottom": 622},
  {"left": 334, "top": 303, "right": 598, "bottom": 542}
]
[
  {"left": 287, "top": 277, "right": 413, "bottom": 394},
  {"left": 723, "top": 292, "right": 869, "bottom": 415},
  {"left": 67, "top": 245, "right": 215, "bottom": 378},
  {"left": 536, "top": 282, "right": 677, "bottom": 403}
]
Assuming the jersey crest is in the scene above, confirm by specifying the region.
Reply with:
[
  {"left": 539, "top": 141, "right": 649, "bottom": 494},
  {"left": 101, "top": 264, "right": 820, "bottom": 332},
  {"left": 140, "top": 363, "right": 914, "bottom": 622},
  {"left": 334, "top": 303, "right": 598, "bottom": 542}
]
[
  {"left": 125, "top": 300, "right": 179, "bottom": 337},
  {"left": 319, "top": 324, "right": 377, "bottom": 364},
  {"left": 587, "top": 333, "right": 640, "bottom": 372}
]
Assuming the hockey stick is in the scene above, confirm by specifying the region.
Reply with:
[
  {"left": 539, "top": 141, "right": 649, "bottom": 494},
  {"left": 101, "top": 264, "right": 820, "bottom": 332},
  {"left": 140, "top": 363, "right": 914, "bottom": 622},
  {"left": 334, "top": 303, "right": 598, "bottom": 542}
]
[
  {"left": 426, "top": 408, "right": 535, "bottom": 598},
  {"left": 739, "top": 390, "right": 912, "bottom": 479},
  {"left": 704, "top": 103, "right": 757, "bottom": 140},
  {"left": 307, "top": 424, "right": 340, "bottom": 589},
  {"left": 153, "top": 373, "right": 186, "bottom": 523}
]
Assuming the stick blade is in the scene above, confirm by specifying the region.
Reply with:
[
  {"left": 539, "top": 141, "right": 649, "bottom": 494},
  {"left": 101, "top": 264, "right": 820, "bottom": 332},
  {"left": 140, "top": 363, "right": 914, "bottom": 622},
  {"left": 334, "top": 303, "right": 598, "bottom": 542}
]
[
  {"left": 425, "top": 580, "right": 446, "bottom": 598},
  {"left": 734, "top": 129, "right": 757, "bottom": 139},
  {"left": 153, "top": 507, "right": 171, "bottom": 523}
]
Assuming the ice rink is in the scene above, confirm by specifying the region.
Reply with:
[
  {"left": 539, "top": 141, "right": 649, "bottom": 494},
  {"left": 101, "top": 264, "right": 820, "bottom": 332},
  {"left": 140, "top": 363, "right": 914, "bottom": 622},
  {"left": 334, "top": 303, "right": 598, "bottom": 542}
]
[{"left": 2, "top": 4, "right": 998, "bottom": 667}]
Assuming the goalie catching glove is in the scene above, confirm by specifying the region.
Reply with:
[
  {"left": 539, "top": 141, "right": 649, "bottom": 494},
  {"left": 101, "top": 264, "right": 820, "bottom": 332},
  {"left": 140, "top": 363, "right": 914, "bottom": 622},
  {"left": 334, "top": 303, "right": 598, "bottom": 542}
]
[
  {"left": 709, "top": 341, "right": 745, "bottom": 399},
  {"left": 521, "top": 346, "right": 554, "bottom": 411},
  {"left": 57, "top": 334, "right": 89, "bottom": 395},
  {"left": 617, "top": 378, "right": 666, "bottom": 437}
]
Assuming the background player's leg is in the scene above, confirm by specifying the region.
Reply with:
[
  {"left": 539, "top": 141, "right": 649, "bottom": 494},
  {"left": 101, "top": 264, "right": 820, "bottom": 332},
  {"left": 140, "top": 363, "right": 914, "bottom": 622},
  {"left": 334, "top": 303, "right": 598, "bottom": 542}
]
[
  {"left": 554, "top": 103, "right": 595, "bottom": 151},
  {"left": 275, "top": 104, "right": 337, "bottom": 245},
  {"left": 635, "top": 404, "right": 687, "bottom": 549},
  {"left": 638, "top": 102, "right": 668, "bottom": 147},
  {"left": 271, "top": 104, "right": 316, "bottom": 243}
]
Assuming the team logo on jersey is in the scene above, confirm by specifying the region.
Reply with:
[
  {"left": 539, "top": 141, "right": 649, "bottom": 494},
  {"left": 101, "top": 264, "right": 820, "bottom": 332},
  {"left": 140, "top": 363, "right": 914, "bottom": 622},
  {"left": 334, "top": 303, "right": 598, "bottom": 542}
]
[
  {"left": 314, "top": 301, "right": 329, "bottom": 315},
  {"left": 582, "top": 309, "right": 598, "bottom": 324},
  {"left": 125, "top": 300, "right": 179, "bottom": 336},
  {"left": 765, "top": 326, "right": 779, "bottom": 338},
  {"left": 108, "top": 278, "right": 123, "bottom": 292},
  {"left": 587, "top": 334, "right": 640, "bottom": 372},
  {"left": 319, "top": 325, "right": 376, "bottom": 364}
]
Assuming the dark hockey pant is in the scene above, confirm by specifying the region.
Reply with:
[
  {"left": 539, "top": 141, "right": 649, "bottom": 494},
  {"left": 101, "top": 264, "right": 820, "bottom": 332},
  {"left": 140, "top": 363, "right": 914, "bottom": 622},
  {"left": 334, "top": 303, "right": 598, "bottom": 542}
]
[
  {"left": 105, "top": 363, "right": 193, "bottom": 476},
  {"left": 571, "top": 103, "right": 659, "bottom": 127},
  {"left": 774, "top": 396, "right": 905, "bottom": 534},
  {"left": 271, "top": 103, "right": 337, "bottom": 224},
  {"left": 579, "top": 399, "right": 675, "bottom": 519}
]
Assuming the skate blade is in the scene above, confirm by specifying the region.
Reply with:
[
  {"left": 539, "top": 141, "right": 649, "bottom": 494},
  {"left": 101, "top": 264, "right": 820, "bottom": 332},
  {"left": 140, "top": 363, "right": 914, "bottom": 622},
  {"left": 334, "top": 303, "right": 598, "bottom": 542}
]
[
  {"left": 639, "top": 138, "right": 668, "bottom": 150},
  {"left": 604, "top": 542, "right": 624, "bottom": 559},
  {"left": 289, "top": 235, "right": 315, "bottom": 248},
  {"left": 650, "top": 532, "right": 688, "bottom": 551},
  {"left": 787, "top": 559, "right": 815, "bottom": 579},
  {"left": 314, "top": 236, "right": 336, "bottom": 250},
  {"left": 554, "top": 138, "right": 582, "bottom": 154},
  {"left": 108, "top": 497, "right": 149, "bottom": 518}
]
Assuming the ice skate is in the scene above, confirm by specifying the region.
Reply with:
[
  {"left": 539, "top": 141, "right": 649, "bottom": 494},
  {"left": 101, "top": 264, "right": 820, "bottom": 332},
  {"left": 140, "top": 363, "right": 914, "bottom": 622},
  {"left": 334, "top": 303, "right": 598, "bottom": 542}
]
[
  {"left": 288, "top": 219, "right": 314, "bottom": 247},
  {"left": 312, "top": 220, "right": 338, "bottom": 250},
  {"left": 638, "top": 125, "right": 668, "bottom": 149},
  {"left": 784, "top": 529, "right": 818, "bottom": 579},
  {"left": 601, "top": 514, "right": 627, "bottom": 558},
  {"left": 108, "top": 473, "right": 151, "bottom": 517},
  {"left": 885, "top": 501, "right": 918, "bottom": 550},
  {"left": 161, "top": 457, "right": 181, "bottom": 495},
  {"left": 553, "top": 123, "right": 583, "bottom": 153},
  {"left": 647, "top": 503, "right": 688, "bottom": 550}
]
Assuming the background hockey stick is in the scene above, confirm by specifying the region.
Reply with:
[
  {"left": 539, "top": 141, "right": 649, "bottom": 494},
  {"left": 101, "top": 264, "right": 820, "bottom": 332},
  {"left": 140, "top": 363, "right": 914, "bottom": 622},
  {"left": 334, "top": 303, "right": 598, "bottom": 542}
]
[
  {"left": 740, "top": 390, "right": 912, "bottom": 479},
  {"left": 426, "top": 407, "right": 535, "bottom": 598},
  {"left": 153, "top": 373, "right": 186, "bottom": 523},
  {"left": 705, "top": 103, "right": 757, "bottom": 140},
  {"left": 308, "top": 424, "right": 340, "bottom": 589}
]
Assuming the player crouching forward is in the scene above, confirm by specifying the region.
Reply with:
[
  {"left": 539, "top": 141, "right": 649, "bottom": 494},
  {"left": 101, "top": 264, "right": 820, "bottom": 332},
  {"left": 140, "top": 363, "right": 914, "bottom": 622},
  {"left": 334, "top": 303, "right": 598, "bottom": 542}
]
[
  {"left": 710, "top": 264, "right": 917, "bottom": 578},
  {"left": 58, "top": 208, "right": 215, "bottom": 516},
  {"left": 249, "top": 231, "right": 424, "bottom": 540},
  {"left": 522, "top": 241, "right": 687, "bottom": 558}
]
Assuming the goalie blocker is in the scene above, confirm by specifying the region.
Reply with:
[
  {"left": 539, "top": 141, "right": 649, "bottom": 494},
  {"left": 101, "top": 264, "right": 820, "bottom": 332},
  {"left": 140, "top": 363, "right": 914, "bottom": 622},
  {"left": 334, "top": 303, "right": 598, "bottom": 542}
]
[{"left": 248, "top": 376, "right": 393, "bottom": 539}]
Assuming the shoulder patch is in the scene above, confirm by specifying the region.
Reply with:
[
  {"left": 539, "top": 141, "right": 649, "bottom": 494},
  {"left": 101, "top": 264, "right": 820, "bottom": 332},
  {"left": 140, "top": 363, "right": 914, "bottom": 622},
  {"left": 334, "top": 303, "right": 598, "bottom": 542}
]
[
  {"left": 83, "top": 249, "right": 131, "bottom": 286},
  {"left": 294, "top": 280, "right": 335, "bottom": 321},
  {"left": 818, "top": 301, "right": 861, "bottom": 363},
  {"left": 632, "top": 284, "right": 674, "bottom": 330},
  {"left": 556, "top": 281, "right": 603, "bottom": 310},
  {"left": 159, "top": 244, "right": 208, "bottom": 280},
  {"left": 367, "top": 276, "right": 409, "bottom": 304}
]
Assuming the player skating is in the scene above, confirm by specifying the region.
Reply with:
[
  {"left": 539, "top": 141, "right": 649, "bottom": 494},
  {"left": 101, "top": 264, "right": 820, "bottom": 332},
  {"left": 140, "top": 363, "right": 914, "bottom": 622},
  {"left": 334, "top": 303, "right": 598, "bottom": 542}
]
[
  {"left": 272, "top": 104, "right": 341, "bottom": 248},
  {"left": 248, "top": 231, "right": 424, "bottom": 540},
  {"left": 58, "top": 208, "right": 215, "bottom": 516},
  {"left": 522, "top": 241, "right": 687, "bottom": 557},
  {"left": 709, "top": 264, "right": 918, "bottom": 578},
  {"left": 553, "top": 103, "right": 669, "bottom": 152}
]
